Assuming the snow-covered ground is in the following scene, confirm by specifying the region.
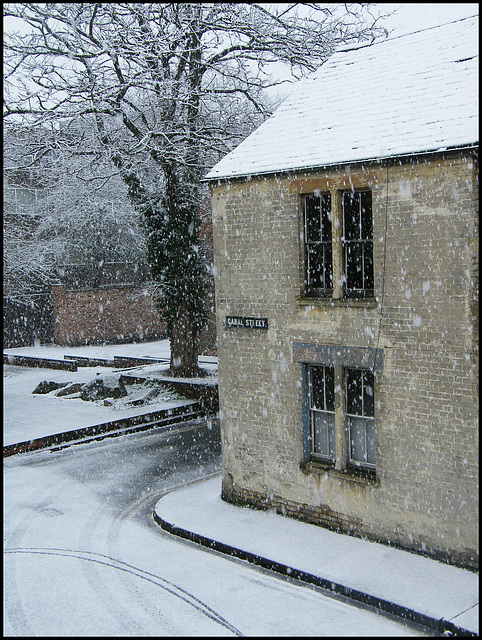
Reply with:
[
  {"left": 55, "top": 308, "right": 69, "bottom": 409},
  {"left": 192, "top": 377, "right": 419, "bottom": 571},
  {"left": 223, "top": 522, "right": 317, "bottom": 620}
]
[
  {"left": 3, "top": 339, "right": 215, "bottom": 446},
  {"left": 156, "top": 476, "right": 479, "bottom": 635},
  {"left": 4, "top": 459, "right": 424, "bottom": 637},
  {"left": 4, "top": 337, "right": 173, "bottom": 362},
  {"left": 4, "top": 339, "right": 430, "bottom": 636}
]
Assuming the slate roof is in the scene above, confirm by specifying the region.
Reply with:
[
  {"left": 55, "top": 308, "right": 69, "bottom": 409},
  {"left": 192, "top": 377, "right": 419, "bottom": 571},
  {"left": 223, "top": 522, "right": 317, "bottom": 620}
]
[{"left": 205, "top": 16, "right": 478, "bottom": 181}]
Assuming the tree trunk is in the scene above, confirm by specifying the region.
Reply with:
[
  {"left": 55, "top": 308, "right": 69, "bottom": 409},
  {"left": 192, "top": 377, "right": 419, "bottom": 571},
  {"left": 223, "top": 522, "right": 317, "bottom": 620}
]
[{"left": 169, "top": 298, "right": 202, "bottom": 377}]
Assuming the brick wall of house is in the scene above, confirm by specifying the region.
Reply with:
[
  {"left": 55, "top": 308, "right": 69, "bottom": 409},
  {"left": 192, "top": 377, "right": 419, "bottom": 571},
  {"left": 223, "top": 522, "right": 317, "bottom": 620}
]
[
  {"left": 211, "top": 151, "right": 478, "bottom": 569},
  {"left": 51, "top": 285, "right": 167, "bottom": 346}
]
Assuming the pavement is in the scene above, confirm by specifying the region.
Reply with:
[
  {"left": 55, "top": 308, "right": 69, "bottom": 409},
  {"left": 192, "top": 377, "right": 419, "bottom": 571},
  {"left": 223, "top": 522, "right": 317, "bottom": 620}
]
[{"left": 154, "top": 476, "right": 479, "bottom": 637}]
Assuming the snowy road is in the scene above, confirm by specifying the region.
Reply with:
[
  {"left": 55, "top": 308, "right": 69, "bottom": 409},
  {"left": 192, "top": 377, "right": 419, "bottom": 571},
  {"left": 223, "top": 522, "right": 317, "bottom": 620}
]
[{"left": 4, "top": 424, "right": 427, "bottom": 636}]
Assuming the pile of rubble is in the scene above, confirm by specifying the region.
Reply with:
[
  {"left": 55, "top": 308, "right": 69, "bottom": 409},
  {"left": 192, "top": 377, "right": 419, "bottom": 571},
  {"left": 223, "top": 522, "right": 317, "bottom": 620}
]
[{"left": 32, "top": 373, "right": 181, "bottom": 408}]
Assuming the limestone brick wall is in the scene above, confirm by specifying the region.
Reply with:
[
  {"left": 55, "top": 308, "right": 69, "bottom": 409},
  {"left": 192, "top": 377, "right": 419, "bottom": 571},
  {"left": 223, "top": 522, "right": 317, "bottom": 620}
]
[{"left": 210, "top": 151, "right": 478, "bottom": 569}]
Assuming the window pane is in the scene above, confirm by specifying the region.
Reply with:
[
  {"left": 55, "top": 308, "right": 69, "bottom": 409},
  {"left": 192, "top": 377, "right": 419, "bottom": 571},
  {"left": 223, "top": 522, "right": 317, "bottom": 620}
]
[
  {"left": 343, "top": 191, "right": 360, "bottom": 240},
  {"left": 310, "top": 366, "right": 325, "bottom": 410},
  {"left": 363, "top": 241, "right": 374, "bottom": 291},
  {"left": 306, "top": 196, "right": 321, "bottom": 242},
  {"left": 349, "top": 417, "right": 376, "bottom": 466},
  {"left": 324, "top": 242, "right": 333, "bottom": 289},
  {"left": 347, "top": 369, "right": 375, "bottom": 417},
  {"left": 346, "top": 369, "right": 362, "bottom": 415},
  {"left": 320, "top": 194, "right": 332, "bottom": 242},
  {"left": 345, "top": 242, "right": 364, "bottom": 291},
  {"left": 307, "top": 242, "right": 332, "bottom": 292},
  {"left": 363, "top": 371, "right": 375, "bottom": 417},
  {"left": 323, "top": 242, "right": 333, "bottom": 289},
  {"left": 325, "top": 365, "right": 335, "bottom": 412},
  {"left": 349, "top": 416, "right": 368, "bottom": 463},
  {"left": 360, "top": 191, "right": 373, "bottom": 240},
  {"left": 310, "top": 365, "right": 335, "bottom": 411},
  {"left": 307, "top": 244, "right": 325, "bottom": 289},
  {"left": 313, "top": 411, "right": 336, "bottom": 458}
]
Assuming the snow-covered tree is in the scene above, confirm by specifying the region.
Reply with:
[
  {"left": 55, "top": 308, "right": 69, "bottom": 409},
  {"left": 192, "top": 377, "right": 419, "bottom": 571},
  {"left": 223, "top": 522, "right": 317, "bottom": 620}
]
[
  {"left": 33, "top": 144, "right": 147, "bottom": 278},
  {"left": 4, "top": 124, "right": 58, "bottom": 309},
  {"left": 4, "top": 122, "right": 146, "bottom": 302},
  {"left": 3, "top": 2, "right": 388, "bottom": 376}
]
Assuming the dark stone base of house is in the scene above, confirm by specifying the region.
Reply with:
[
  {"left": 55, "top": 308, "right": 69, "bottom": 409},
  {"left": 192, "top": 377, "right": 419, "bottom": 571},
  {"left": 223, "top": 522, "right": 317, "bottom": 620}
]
[{"left": 221, "top": 478, "right": 478, "bottom": 572}]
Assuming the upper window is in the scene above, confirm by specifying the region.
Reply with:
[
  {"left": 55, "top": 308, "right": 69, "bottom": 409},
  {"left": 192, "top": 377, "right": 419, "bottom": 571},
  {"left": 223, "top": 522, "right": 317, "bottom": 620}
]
[
  {"left": 302, "top": 188, "right": 374, "bottom": 299},
  {"left": 342, "top": 190, "right": 373, "bottom": 298},
  {"left": 304, "top": 194, "right": 333, "bottom": 296}
]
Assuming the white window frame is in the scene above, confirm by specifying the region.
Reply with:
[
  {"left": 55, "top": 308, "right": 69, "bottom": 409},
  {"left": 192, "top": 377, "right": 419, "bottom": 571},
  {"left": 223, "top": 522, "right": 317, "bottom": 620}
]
[
  {"left": 308, "top": 364, "right": 336, "bottom": 463},
  {"left": 302, "top": 358, "right": 377, "bottom": 473}
]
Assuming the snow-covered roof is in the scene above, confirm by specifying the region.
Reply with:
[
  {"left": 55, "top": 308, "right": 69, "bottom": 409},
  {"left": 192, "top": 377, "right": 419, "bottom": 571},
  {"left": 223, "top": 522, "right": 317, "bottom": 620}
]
[{"left": 205, "top": 16, "right": 478, "bottom": 181}]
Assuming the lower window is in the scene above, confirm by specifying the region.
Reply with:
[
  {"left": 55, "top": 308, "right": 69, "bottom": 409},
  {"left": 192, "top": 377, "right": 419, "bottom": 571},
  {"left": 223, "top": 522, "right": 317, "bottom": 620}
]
[
  {"left": 306, "top": 364, "right": 375, "bottom": 470},
  {"left": 308, "top": 365, "right": 335, "bottom": 462},
  {"left": 346, "top": 368, "right": 375, "bottom": 468}
]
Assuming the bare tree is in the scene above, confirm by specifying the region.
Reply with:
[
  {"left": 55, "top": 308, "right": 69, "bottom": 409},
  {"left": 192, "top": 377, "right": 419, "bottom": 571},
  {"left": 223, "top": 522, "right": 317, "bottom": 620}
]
[
  {"left": 3, "top": 2, "right": 389, "bottom": 376},
  {"left": 34, "top": 144, "right": 147, "bottom": 275},
  {"left": 3, "top": 124, "right": 59, "bottom": 308},
  {"left": 4, "top": 121, "right": 146, "bottom": 303},
  {"left": 3, "top": 217, "right": 58, "bottom": 308}
]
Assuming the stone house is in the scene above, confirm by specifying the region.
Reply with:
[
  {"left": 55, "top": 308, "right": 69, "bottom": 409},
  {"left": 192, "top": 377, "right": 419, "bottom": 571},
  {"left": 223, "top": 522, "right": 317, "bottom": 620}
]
[{"left": 205, "top": 17, "right": 478, "bottom": 569}]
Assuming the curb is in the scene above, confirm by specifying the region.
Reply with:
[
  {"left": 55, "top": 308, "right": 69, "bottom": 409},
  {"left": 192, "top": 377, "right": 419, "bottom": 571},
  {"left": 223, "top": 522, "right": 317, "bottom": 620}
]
[{"left": 153, "top": 510, "right": 476, "bottom": 637}]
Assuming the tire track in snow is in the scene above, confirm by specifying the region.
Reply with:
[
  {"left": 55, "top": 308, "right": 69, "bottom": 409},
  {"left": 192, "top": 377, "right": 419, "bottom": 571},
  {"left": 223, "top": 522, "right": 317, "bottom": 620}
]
[{"left": 4, "top": 547, "right": 243, "bottom": 636}]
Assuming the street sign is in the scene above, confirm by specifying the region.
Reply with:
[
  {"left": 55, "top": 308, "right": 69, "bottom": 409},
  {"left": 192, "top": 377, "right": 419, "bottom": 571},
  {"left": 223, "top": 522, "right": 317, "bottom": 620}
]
[{"left": 225, "top": 316, "right": 268, "bottom": 330}]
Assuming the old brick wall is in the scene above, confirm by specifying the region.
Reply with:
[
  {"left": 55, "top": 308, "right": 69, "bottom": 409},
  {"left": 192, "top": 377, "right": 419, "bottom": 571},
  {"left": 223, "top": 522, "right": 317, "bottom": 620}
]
[
  {"left": 52, "top": 283, "right": 218, "bottom": 355},
  {"left": 211, "top": 151, "right": 478, "bottom": 569},
  {"left": 51, "top": 285, "right": 166, "bottom": 346}
]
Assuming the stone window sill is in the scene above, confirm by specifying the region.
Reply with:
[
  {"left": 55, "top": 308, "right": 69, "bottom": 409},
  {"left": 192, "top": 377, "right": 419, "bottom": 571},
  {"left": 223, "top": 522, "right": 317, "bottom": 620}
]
[
  {"left": 300, "top": 460, "right": 378, "bottom": 485},
  {"left": 297, "top": 296, "right": 379, "bottom": 309}
]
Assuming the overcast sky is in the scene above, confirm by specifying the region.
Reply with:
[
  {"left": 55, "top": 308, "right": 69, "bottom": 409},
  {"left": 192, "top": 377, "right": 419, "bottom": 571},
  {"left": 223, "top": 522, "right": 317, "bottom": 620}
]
[
  {"left": 4, "top": 3, "right": 478, "bottom": 104},
  {"left": 378, "top": 3, "right": 478, "bottom": 35}
]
